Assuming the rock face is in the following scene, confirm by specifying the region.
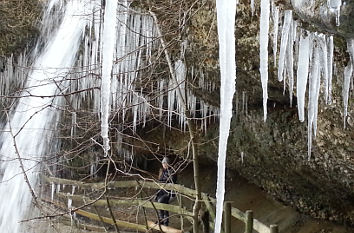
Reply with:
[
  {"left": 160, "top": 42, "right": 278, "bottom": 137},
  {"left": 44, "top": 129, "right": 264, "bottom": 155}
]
[
  {"left": 143, "top": 0, "right": 354, "bottom": 225},
  {"left": 285, "top": 0, "right": 354, "bottom": 38},
  {"left": 1, "top": 0, "right": 354, "bottom": 227}
]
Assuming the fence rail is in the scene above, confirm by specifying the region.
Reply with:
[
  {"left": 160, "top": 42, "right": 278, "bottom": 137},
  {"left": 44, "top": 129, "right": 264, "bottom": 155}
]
[{"left": 42, "top": 175, "right": 279, "bottom": 233}]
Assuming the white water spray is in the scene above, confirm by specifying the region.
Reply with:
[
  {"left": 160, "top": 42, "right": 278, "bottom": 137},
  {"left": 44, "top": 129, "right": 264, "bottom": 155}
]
[{"left": 0, "top": 0, "right": 94, "bottom": 232}]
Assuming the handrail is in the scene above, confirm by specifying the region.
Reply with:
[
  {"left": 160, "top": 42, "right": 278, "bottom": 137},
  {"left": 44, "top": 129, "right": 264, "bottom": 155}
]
[
  {"left": 42, "top": 175, "right": 278, "bottom": 233},
  {"left": 56, "top": 192, "right": 194, "bottom": 218}
]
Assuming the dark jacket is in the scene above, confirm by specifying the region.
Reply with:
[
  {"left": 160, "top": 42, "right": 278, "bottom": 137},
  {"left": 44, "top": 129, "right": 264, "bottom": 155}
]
[{"left": 156, "top": 168, "right": 177, "bottom": 198}]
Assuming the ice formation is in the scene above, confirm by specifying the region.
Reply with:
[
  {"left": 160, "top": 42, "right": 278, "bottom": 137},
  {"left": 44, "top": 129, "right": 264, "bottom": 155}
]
[
  {"left": 214, "top": 0, "right": 237, "bottom": 232},
  {"left": 343, "top": 39, "right": 354, "bottom": 129},
  {"left": 328, "top": 0, "right": 342, "bottom": 25},
  {"left": 296, "top": 32, "right": 312, "bottom": 122},
  {"left": 307, "top": 42, "right": 321, "bottom": 159},
  {"left": 271, "top": 0, "right": 280, "bottom": 68},
  {"left": 278, "top": 10, "right": 292, "bottom": 82},
  {"left": 101, "top": 0, "right": 118, "bottom": 157},
  {"left": 260, "top": 0, "right": 270, "bottom": 121}
]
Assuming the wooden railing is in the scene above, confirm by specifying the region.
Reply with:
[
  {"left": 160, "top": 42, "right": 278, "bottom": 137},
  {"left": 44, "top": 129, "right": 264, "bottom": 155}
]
[{"left": 42, "top": 175, "right": 279, "bottom": 233}]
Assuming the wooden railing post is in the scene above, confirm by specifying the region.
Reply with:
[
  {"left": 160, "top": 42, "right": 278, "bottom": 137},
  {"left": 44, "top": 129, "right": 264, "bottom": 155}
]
[
  {"left": 270, "top": 224, "right": 279, "bottom": 233},
  {"left": 178, "top": 193, "right": 184, "bottom": 231},
  {"left": 224, "top": 201, "right": 232, "bottom": 233},
  {"left": 245, "top": 210, "right": 253, "bottom": 233}
]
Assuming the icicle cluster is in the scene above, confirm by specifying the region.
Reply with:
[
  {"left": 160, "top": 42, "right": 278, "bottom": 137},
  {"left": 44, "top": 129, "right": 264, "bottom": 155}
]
[
  {"left": 268, "top": 5, "right": 345, "bottom": 158},
  {"left": 0, "top": 54, "right": 29, "bottom": 104},
  {"left": 59, "top": 2, "right": 219, "bottom": 138}
]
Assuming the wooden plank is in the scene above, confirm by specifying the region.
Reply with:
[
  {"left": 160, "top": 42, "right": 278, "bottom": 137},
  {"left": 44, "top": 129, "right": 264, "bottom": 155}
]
[
  {"left": 42, "top": 175, "right": 196, "bottom": 198},
  {"left": 76, "top": 208, "right": 182, "bottom": 233},
  {"left": 254, "top": 219, "right": 272, "bottom": 233},
  {"left": 57, "top": 193, "right": 193, "bottom": 217},
  {"left": 147, "top": 220, "right": 182, "bottom": 233},
  {"left": 41, "top": 198, "right": 182, "bottom": 233},
  {"left": 231, "top": 206, "right": 246, "bottom": 222}
]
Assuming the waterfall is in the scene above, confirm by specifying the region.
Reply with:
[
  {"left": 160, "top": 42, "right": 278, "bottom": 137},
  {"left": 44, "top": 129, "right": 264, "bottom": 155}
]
[
  {"left": 0, "top": 0, "right": 219, "bottom": 230},
  {"left": 0, "top": 0, "right": 94, "bottom": 231}
]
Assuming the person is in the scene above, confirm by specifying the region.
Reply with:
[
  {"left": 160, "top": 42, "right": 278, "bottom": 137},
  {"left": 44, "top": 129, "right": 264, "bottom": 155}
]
[{"left": 155, "top": 157, "right": 177, "bottom": 226}]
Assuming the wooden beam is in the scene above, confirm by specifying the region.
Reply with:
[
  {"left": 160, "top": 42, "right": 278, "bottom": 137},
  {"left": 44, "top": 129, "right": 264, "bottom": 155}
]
[
  {"left": 57, "top": 193, "right": 193, "bottom": 217},
  {"left": 76, "top": 207, "right": 182, "bottom": 233},
  {"left": 42, "top": 175, "right": 196, "bottom": 197}
]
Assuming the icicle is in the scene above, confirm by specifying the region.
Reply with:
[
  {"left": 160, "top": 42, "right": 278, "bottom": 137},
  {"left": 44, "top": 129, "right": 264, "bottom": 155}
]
[
  {"left": 297, "top": 32, "right": 312, "bottom": 122},
  {"left": 318, "top": 34, "right": 330, "bottom": 104},
  {"left": 68, "top": 197, "right": 72, "bottom": 209},
  {"left": 343, "top": 39, "right": 354, "bottom": 129},
  {"left": 214, "top": 0, "right": 237, "bottom": 232},
  {"left": 307, "top": 44, "right": 320, "bottom": 160},
  {"left": 101, "top": 0, "right": 118, "bottom": 157},
  {"left": 260, "top": 0, "right": 270, "bottom": 121},
  {"left": 328, "top": 0, "right": 342, "bottom": 26},
  {"left": 158, "top": 79, "right": 164, "bottom": 119},
  {"left": 242, "top": 91, "right": 246, "bottom": 113},
  {"left": 328, "top": 36, "right": 334, "bottom": 104},
  {"left": 51, "top": 182, "right": 55, "bottom": 201},
  {"left": 71, "top": 112, "right": 77, "bottom": 138},
  {"left": 278, "top": 10, "right": 292, "bottom": 82},
  {"left": 271, "top": 0, "right": 279, "bottom": 68},
  {"left": 251, "top": 0, "right": 255, "bottom": 16},
  {"left": 286, "top": 20, "right": 296, "bottom": 107}
]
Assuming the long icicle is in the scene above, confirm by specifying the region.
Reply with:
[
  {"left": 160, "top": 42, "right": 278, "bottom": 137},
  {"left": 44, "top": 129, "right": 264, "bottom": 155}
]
[
  {"left": 260, "top": 0, "right": 270, "bottom": 122},
  {"left": 343, "top": 39, "right": 354, "bottom": 129},
  {"left": 101, "top": 0, "right": 118, "bottom": 157},
  {"left": 214, "top": 1, "right": 237, "bottom": 233},
  {"left": 297, "top": 32, "right": 312, "bottom": 122}
]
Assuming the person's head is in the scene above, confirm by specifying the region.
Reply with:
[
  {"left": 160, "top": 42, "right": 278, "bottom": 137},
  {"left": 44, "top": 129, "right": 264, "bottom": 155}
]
[{"left": 161, "top": 157, "right": 169, "bottom": 169}]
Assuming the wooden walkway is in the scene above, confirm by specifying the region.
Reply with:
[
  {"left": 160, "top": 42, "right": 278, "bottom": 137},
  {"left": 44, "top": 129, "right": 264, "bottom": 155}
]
[{"left": 42, "top": 175, "right": 280, "bottom": 233}]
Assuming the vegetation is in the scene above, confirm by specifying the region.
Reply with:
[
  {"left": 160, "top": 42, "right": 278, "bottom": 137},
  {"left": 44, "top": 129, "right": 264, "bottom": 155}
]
[{"left": 0, "top": 0, "right": 42, "bottom": 56}]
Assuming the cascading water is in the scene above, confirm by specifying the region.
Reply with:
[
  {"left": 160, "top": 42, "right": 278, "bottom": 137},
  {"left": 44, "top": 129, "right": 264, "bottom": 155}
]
[
  {"left": 0, "top": 0, "right": 94, "bottom": 231},
  {"left": 0, "top": 0, "right": 219, "bottom": 231}
]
